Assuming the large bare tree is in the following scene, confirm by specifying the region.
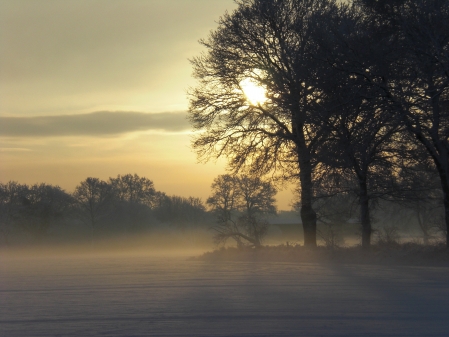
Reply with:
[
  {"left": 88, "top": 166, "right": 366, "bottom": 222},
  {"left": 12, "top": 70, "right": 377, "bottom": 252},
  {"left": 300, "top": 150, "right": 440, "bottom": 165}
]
[
  {"left": 188, "top": 0, "right": 340, "bottom": 247},
  {"left": 349, "top": 0, "right": 449, "bottom": 247},
  {"left": 318, "top": 70, "right": 403, "bottom": 248}
]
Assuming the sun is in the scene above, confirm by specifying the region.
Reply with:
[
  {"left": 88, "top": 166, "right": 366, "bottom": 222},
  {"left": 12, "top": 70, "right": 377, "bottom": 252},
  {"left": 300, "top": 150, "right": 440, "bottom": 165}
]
[{"left": 240, "top": 78, "right": 267, "bottom": 106}]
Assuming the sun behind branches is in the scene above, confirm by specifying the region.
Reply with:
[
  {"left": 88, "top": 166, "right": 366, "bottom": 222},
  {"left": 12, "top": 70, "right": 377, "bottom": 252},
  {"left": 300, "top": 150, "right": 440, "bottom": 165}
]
[{"left": 240, "top": 77, "right": 267, "bottom": 106}]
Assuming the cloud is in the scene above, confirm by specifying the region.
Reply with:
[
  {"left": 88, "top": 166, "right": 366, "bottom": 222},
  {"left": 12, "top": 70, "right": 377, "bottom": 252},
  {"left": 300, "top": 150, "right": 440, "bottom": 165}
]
[
  {"left": 0, "top": 111, "right": 190, "bottom": 137},
  {"left": 0, "top": 147, "right": 32, "bottom": 152},
  {"left": 0, "top": 1, "right": 236, "bottom": 115}
]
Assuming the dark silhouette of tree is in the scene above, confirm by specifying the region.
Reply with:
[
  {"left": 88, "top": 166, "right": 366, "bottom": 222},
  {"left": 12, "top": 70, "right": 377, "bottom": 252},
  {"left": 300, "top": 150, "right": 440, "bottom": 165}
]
[
  {"left": 206, "top": 175, "right": 242, "bottom": 245},
  {"left": 109, "top": 174, "right": 156, "bottom": 206},
  {"left": 0, "top": 181, "right": 28, "bottom": 245},
  {"left": 153, "top": 193, "right": 207, "bottom": 230},
  {"left": 348, "top": 0, "right": 449, "bottom": 247},
  {"left": 320, "top": 88, "right": 402, "bottom": 248},
  {"left": 73, "top": 177, "right": 112, "bottom": 242},
  {"left": 18, "top": 184, "right": 73, "bottom": 242},
  {"left": 108, "top": 174, "right": 157, "bottom": 232},
  {"left": 395, "top": 154, "right": 444, "bottom": 243},
  {"left": 237, "top": 175, "right": 277, "bottom": 246},
  {"left": 293, "top": 171, "right": 358, "bottom": 248},
  {"left": 189, "top": 0, "right": 341, "bottom": 247},
  {"left": 394, "top": 0, "right": 449, "bottom": 247},
  {"left": 207, "top": 174, "right": 276, "bottom": 248},
  {"left": 311, "top": 0, "right": 449, "bottom": 247}
]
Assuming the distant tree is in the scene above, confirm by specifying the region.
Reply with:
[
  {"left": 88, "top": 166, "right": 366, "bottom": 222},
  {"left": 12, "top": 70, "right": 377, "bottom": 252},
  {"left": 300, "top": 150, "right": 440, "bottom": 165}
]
[
  {"left": 17, "top": 184, "right": 73, "bottom": 242},
  {"left": 237, "top": 175, "right": 277, "bottom": 247},
  {"left": 73, "top": 177, "right": 112, "bottom": 242},
  {"left": 109, "top": 174, "right": 156, "bottom": 206},
  {"left": 0, "top": 181, "right": 28, "bottom": 245},
  {"left": 206, "top": 175, "right": 240, "bottom": 235},
  {"left": 153, "top": 193, "right": 207, "bottom": 230},
  {"left": 108, "top": 174, "right": 157, "bottom": 232},
  {"left": 207, "top": 174, "right": 276, "bottom": 248}
]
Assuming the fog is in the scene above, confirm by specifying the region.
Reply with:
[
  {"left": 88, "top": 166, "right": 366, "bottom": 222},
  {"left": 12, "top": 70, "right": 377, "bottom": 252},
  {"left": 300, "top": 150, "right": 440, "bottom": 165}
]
[{"left": 2, "top": 247, "right": 449, "bottom": 337}]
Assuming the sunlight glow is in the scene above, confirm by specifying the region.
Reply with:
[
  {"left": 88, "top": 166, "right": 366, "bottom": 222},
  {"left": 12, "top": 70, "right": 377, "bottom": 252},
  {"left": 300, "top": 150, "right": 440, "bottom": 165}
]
[{"left": 240, "top": 78, "right": 267, "bottom": 106}]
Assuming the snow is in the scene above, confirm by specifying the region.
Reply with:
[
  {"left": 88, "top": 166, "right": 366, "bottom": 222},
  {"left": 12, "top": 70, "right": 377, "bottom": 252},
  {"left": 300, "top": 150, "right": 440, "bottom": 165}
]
[{"left": 1, "top": 253, "right": 448, "bottom": 336}]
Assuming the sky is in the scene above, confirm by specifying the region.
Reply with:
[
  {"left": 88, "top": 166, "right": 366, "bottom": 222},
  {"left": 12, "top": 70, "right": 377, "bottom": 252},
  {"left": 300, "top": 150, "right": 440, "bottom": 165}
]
[{"left": 0, "top": 0, "right": 294, "bottom": 210}]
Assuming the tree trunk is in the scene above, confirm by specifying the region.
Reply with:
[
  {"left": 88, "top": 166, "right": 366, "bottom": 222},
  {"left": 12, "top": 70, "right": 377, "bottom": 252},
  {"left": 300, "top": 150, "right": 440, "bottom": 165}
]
[
  {"left": 301, "top": 204, "right": 317, "bottom": 247},
  {"left": 415, "top": 206, "right": 429, "bottom": 245},
  {"left": 359, "top": 179, "right": 371, "bottom": 250},
  {"left": 298, "top": 151, "right": 317, "bottom": 248},
  {"left": 90, "top": 215, "right": 96, "bottom": 246},
  {"left": 446, "top": 206, "right": 449, "bottom": 249},
  {"left": 433, "top": 150, "right": 449, "bottom": 248},
  {"left": 442, "top": 182, "right": 449, "bottom": 249}
]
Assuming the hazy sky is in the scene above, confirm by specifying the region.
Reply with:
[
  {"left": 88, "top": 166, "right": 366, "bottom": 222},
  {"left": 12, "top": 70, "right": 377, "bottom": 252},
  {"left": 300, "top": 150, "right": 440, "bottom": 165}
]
[{"left": 0, "top": 0, "right": 294, "bottom": 209}]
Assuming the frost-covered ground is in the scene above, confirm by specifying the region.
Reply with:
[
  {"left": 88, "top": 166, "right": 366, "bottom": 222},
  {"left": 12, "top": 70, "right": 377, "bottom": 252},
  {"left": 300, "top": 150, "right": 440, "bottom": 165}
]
[{"left": 1, "top": 252, "right": 449, "bottom": 336}]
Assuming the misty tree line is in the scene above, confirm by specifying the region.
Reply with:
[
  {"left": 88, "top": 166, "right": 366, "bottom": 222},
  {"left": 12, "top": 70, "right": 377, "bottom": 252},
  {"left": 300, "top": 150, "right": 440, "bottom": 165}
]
[
  {"left": 188, "top": 0, "right": 449, "bottom": 248},
  {"left": 0, "top": 174, "right": 209, "bottom": 245},
  {"left": 0, "top": 171, "right": 444, "bottom": 247}
]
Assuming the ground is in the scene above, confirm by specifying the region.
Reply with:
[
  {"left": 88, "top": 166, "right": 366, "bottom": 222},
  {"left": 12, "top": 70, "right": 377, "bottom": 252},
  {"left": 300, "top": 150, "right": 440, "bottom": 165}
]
[{"left": 1, "top": 249, "right": 449, "bottom": 336}]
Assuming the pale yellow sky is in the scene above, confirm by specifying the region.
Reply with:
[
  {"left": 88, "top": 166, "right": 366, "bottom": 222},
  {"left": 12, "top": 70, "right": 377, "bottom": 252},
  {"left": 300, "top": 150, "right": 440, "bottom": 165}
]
[{"left": 0, "top": 0, "right": 295, "bottom": 210}]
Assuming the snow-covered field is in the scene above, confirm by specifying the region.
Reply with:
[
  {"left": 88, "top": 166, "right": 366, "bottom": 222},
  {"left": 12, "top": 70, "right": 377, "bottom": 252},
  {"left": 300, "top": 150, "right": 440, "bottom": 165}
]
[{"left": 1, "top": 253, "right": 449, "bottom": 336}]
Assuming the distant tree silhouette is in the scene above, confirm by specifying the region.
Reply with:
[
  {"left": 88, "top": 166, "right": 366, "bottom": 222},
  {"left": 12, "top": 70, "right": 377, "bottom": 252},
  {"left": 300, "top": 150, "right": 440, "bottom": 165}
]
[
  {"left": 73, "top": 177, "right": 112, "bottom": 242},
  {"left": 207, "top": 174, "right": 276, "bottom": 248},
  {"left": 17, "top": 184, "right": 72, "bottom": 242},
  {"left": 108, "top": 174, "right": 157, "bottom": 232},
  {"left": 109, "top": 174, "right": 156, "bottom": 206},
  {"left": 153, "top": 192, "right": 207, "bottom": 230},
  {"left": 0, "top": 181, "right": 28, "bottom": 245}
]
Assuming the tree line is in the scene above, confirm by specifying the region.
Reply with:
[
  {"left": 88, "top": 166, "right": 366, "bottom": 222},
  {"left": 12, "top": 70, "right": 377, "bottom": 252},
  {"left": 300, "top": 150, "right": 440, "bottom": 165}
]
[
  {"left": 0, "top": 173, "right": 282, "bottom": 247},
  {"left": 188, "top": 0, "right": 449, "bottom": 248},
  {"left": 0, "top": 171, "right": 444, "bottom": 248},
  {"left": 0, "top": 174, "right": 208, "bottom": 245}
]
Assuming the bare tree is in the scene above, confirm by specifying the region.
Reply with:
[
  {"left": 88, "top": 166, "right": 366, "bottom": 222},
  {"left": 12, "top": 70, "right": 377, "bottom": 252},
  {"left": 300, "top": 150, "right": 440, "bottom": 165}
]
[
  {"left": 207, "top": 174, "right": 276, "bottom": 248},
  {"left": 73, "top": 177, "right": 112, "bottom": 242},
  {"left": 321, "top": 94, "right": 402, "bottom": 248},
  {"left": 314, "top": 0, "right": 449, "bottom": 247},
  {"left": 0, "top": 181, "right": 28, "bottom": 245},
  {"left": 109, "top": 174, "right": 156, "bottom": 206},
  {"left": 394, "top": 0, "right": 449, "bottom": 247},
  {"left": 395, "top": 157, "right": 444, "bottom": 244},
  {"left": 207, "top": 175, "right": 243, "bottom": 246},
  {"left": 17, "top": 184, "right": 72, "bottom": 242},
  {"left": 237, "top": 175, "right": 277, "bottom": 247},
  {"left": 108, "top": 174, "right": 157, "bottom": 232},
  {"left": 153, "top": 193, "right": 207, "bottom": 230},
  {"left": 189, "top": 0, "right": 342, "bottom": 247}
]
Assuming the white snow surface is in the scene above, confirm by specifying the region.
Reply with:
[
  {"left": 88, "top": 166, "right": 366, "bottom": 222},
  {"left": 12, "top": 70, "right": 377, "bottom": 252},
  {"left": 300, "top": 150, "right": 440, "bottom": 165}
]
[{"left": 1, "top": 254, "right": 449, "bottom": 336}]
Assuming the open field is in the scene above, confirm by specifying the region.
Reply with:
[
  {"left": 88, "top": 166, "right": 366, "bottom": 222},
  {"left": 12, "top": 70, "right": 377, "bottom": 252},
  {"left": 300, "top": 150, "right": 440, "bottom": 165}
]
[{"left": 1, "top": 251, "right": 449, "bottom": 336}]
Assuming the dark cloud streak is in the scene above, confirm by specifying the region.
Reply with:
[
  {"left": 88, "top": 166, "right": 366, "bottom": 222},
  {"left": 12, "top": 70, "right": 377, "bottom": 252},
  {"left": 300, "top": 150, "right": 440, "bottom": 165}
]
[{"left": 0, "top": 111, "right": 190, "bottom": 137}]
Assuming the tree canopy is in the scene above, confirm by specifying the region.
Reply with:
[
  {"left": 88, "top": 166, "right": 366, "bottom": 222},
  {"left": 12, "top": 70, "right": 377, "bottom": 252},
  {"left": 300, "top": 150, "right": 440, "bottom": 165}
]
[{"left": 189, "top": 0, "right": 449, "bottom": 248}]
